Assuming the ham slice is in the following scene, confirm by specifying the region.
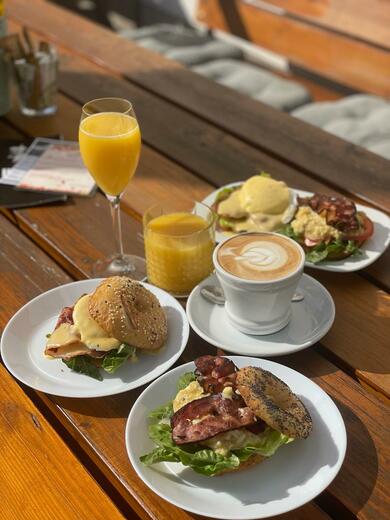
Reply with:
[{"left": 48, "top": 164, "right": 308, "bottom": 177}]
[{"left": 45, "top": 305, "right": 106, "bottom": 359}]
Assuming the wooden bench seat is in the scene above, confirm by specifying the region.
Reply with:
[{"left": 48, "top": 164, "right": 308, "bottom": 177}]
[{"left": 196, "top": 0, "right": 390, "bottom": 97}]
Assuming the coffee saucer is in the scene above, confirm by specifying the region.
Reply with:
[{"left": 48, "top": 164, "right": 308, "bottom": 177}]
[{"left": 186, "top": 273, "right": 335, "bottom": 357}]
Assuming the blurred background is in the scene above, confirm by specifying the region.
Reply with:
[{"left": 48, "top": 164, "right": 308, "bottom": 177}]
[{"left": 48, "top": 0, "right": 390, "bottom": 160}]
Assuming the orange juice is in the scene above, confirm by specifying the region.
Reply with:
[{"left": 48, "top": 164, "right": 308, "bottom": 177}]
[
  {"left": 144, "top": 212, "right": 215, "bottom": 294},
  {"left": 79, "top": 112, "right": 141, "bottom": 196}
]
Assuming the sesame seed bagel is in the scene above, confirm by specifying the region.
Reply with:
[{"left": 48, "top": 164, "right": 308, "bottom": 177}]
[
  {"left": 89, "top": 276, "right": 167, "bottom": 351},
  {"left": 236, "top": 366, "right": 312, "bottom": 439}
]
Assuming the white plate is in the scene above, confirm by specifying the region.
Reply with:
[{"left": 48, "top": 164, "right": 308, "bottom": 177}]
[
  {"left": 202, "top": 183, "right": 390, "bottom": 272},
  {"left": 1, "top": 279, "right": 189, "bottom": 398},
  {"left": 126, "top": 356, "right": 347, "bottom": 519},
  {"left": 186, "top": 273, "right": 334, "bottom": 357}
]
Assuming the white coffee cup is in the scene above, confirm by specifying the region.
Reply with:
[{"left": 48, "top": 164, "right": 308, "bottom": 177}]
[{"left": 213, "top": 232, "right": 305, "bottom": 335}]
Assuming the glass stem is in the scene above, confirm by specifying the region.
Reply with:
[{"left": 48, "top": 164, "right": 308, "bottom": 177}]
[{"left": 108, "top": 194, "right": 124, "bottom": 259}]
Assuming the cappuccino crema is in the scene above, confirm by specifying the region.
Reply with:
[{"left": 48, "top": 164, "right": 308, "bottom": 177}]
[{"left": 217, "top": 233, "right": 302, "bottom": 281}]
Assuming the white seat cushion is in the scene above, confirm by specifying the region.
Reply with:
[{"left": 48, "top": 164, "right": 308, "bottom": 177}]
[
  {"left": 293, "top": 95, "right": 390, "bottom": 159},
  {"left": 193, "top": 59, "right": 311, "bottom": 111}
]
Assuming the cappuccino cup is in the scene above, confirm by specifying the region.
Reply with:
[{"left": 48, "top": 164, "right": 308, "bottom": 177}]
[{"left": 213, "top": 232, "right": 305, "bottom": 335}]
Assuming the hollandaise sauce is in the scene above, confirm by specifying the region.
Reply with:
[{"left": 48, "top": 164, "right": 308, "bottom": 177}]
[{"left": 218, "top": 175, "right": 292, "bottom": 233}]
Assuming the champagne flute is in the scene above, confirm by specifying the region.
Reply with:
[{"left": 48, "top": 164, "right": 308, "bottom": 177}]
[{"left": 79, "top": 97, "right": 146, "bottom": 279}]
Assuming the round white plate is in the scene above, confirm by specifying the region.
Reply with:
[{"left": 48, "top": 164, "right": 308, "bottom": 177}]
[
  {"left": 126, "top": 356, "right": 347, "bottom": 519},
  {"left": 186, "top": 273, "right": 334, "bottom": 357},
  {"left": 1, "top": 279, "right": 189, "bottom": 398},
  {"left": 202, "top": 183, "right": 390, "bottom": 272}
]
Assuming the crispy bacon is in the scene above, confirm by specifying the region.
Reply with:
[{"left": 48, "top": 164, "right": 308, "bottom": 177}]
[
  {"left": 298, "top": 194, "right": 359, "bottom": 232},
  {"left": 171, "top": 393, "right": 257, "bottom": 444},
  {"left": 195, "top": 355, "right": 238, "bottom": 393},
  {"left": 55, "top": 306, "right": 74, "bottom": 328}
]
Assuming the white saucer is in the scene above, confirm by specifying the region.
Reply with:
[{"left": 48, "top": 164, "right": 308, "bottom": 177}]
[
  {"left": 126, "top": 356, "right": 347, "bottom": 519},
  {"left": 1, "top": 279, "right": 189, "bottom": 398},
  {"left": 186, "top": 274, "right": 334, "bottom": 357}
]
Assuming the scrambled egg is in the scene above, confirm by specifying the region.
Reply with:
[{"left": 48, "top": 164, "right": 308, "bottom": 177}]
[
  {"left": 291, "top": 206, "right": 340, "bottom": 242},
  {"left": 221, "top": 386, "right": 234, "bottom": 399},
  {"left": 202, "top": 429, "right": 264, "bottom": 456},
  {"left": 173, "top": 381, "right": 206, "bottom": 412}
]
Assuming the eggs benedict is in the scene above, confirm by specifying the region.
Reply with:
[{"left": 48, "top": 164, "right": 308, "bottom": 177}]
[{"left": 215, "top": 173, "right": 295, "bottom": 234}]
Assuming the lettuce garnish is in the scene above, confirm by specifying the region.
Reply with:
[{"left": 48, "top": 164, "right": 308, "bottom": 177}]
[{"left": 62, "top": 343, "right": 136, "bottom": 380}]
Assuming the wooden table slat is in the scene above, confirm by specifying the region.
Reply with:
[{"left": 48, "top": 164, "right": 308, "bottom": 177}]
[{"left": 8, "top": 0, "right": 390, "bottom": 213}]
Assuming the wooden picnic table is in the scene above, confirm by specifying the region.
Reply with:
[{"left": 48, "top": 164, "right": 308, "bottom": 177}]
[{"left": 0, "top": 1, "right": 389, "bottom": 519}]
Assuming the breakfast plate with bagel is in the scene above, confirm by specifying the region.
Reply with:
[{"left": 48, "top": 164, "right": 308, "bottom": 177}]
[
  {"left": 126, "top": 355, "right": 346, "bottom": 519},
  {"left": 201, "top": 174, "right": 390, "bottom": 272},
  {"left": 1, "top": 277, "right": 189, "bottom": 397}
]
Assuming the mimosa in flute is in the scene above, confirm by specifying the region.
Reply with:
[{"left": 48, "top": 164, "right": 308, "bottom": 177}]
[{"left": 79, "top": 98, "right": 145, "bottom": 278}]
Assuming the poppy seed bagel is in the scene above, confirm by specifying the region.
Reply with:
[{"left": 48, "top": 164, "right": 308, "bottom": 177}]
[
  {"left": 89, "top": 276, "right": 167, "bottom": 350},
  {"left": 236, "top": 366, "right": 312, "bottom": 439}
]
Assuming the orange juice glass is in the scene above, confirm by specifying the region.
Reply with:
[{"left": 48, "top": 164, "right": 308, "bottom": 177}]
[
  {"left": 79, "top": 98, "right": 145, "bottom": 279},
  {"left": 144, "top": 201, "right": 216, "bottom": 295}
]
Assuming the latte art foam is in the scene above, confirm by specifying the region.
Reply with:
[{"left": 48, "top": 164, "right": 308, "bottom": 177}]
[{"left": 217, "top": 233, "right": 302, "bottom": 281}]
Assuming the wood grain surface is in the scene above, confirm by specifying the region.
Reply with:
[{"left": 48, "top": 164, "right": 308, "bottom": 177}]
[
  {"left": 197, "top": 0, "right": 390, "bottom": 95},
  {"left": 8, "top": 0, "right": 390, "bottom": 213},
  {"left": 259, "top": 0, "right": 390, "bottom": 49}
]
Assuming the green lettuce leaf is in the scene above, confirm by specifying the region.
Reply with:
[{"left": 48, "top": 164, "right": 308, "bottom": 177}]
[
  {"left": 215, "top": 187, "right": 235, "bottom": 203},
  {"left": 305, "top": 247, "right": 329, "bottom": 264},
  {"left": 305, "top": 238, "right": 361, "bottom": 264},
  {"left": 278, "top": 225, "right": 361, "bottom": 264},
  {"left": 218, "top": 216, "right": 236, "bottom": 230},
  {"left": 101, "top": 343, "right": 136, "bottom": 374},
  {"left": 148, "top": 402, "right": 174, "bottom": 422},
  {"left": 234, "top": 430, "right": 293, "bottom": 462},
  {"left": 258, "top": 171, "right": 271, "bottom": 178},
  {"left": 62, "top": 356, "right": 102, "bottom": 381},
  {"left": 176, "top": 371, "right": 196, "bottom": 391},
  {"left": 141, "top": 412, "right": 293, "bottom": 476},
  {"left": 277, "top": 224, "right": 300, "bottom": 241}
]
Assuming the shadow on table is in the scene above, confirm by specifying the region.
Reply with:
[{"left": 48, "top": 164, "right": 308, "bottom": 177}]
[
  {"left": 52, "top": 388, "right": 143, "bottom": 419},
  {"left": 316, "top": 397, "right": 379, "bottom": 519}
]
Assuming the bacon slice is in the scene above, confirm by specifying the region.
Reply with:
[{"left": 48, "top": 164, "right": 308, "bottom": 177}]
[
  {"left": 298, "top": 194, "right": 358, "bottom": 232},
  {"left": 194, "top": 355, "right": 238, "bottom": 393},
  {"left": 171, "top": 393, "right": 256, "bottom": 444}
]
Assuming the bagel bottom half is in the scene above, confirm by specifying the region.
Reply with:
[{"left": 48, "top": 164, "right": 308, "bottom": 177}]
[{"left": 216, "top": 453, "right": 265, "bottom": 476}]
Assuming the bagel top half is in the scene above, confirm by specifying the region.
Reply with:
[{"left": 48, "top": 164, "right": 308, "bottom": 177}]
[
  {"left": 236, "top": 366, "right": 313, "bottom": 439},
  {"left": 89, "top": 276, "right": 168, "bottom": 351}
]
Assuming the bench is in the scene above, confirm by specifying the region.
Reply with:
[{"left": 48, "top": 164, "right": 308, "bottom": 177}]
[{"left": 196, "top": 0, "right": 390, "bottom": 97}]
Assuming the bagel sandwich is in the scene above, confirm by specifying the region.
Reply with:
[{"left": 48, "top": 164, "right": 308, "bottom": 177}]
[
  {"left": 140, "top": 355, "right": 312, "bottom": 476},
  {"left": 45, "top": 276, "right": 168, "bottom": 380}
]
